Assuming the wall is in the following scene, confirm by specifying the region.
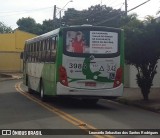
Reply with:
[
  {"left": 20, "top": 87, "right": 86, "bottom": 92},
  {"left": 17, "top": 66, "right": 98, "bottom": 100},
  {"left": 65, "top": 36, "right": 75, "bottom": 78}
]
[
  {"left": 0, "top": 32, "right": 15, "bottom": 51},
  {"left": 0, "top": 30, "right": 36, "bottom": 72},
  {"left": 125, "top": 60, "right": 160, "bottom": 88},
  {"left": 0, "top": 52, "right": 22, "bottom": 72},
  {"left": 124, "top": 64, "right": 130, "bottom": 87}
]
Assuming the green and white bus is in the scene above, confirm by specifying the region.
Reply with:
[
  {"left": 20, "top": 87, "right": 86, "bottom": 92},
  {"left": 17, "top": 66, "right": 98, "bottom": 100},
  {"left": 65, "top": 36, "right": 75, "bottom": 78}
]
[{"left": 22, "top": 25, "right": 124, "bottom": 103}]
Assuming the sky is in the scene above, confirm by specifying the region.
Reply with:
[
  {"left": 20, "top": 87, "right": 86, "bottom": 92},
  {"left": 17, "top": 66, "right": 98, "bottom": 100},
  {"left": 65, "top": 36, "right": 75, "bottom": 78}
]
[{"left": 0, "top": 0, "right": 159, "bottom": 29}]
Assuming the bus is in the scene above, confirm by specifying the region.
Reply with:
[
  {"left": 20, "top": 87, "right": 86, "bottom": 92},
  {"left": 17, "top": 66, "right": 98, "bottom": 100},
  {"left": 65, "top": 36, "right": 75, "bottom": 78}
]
[{"left": 22, "top": 25, "right": 124, "bottom": 103}]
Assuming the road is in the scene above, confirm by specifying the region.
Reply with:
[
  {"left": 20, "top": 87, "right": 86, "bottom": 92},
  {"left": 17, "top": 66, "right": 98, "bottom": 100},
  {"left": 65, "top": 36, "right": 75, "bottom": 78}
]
[{"left": 0, "top": 79, "right": 160, "bottom": 138}]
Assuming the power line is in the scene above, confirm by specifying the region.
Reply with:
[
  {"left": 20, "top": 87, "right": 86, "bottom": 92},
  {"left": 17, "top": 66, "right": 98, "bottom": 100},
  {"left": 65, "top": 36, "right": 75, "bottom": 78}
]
[
  {"left": 93, "top": 9, "right": 124, "bottom": 25},
  {"left": 60, "top": 2, "right": 125, "bottom": 26},
  {"left": 127, "top": 0, "right": 151, "bottom": 13},
  {"left": 94, "top": 0, "right": 153, "bottom": 25},
  {"left": 0, "top": 6, "right": 53, "bottom": 17}
]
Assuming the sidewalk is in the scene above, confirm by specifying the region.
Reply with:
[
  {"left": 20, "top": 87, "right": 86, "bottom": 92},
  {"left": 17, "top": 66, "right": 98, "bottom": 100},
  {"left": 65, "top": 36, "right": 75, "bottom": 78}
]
[
  {"left": 0, "top": 72, "right": 160, "bottom": 113},
  {"left": 116, "top": 88, "right": 160, "bottom": 113}
]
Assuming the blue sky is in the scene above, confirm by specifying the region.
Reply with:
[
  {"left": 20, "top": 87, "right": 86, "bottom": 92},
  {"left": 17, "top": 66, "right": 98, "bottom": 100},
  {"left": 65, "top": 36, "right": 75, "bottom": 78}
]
[{"left": 0, "top": 0, "right": 159, "bottom": 29}]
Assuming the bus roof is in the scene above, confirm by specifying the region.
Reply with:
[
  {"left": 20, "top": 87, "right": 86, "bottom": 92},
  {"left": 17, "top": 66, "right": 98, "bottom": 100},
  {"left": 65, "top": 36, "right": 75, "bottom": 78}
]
[{"left": 25, "top": 28, "right": 61, "bottom": 44}]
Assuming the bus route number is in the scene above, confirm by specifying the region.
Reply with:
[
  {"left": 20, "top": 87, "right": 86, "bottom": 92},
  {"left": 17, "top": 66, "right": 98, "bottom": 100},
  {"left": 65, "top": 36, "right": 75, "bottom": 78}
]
[{"left": 69, "top": 63, "right": 86, "bottom": 69}]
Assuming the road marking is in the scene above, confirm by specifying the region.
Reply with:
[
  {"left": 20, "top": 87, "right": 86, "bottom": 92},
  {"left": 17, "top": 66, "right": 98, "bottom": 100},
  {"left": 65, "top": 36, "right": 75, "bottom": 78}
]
[{"left": 15, "top": 82, "right": 115, "bottom": 138}]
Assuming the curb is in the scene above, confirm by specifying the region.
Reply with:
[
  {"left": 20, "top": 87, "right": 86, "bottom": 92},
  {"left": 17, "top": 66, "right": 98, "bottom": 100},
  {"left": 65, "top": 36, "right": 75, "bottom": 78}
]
[
  {"left": 0, "top": 78, "right": 22, "bottom": 82},
  {"left": 0, "top": 73, "right": 12, "bottom": 78},
  {"left": 0, "top": 73, "right": 22, "bottom": 82},
  {"left": 114, "top": 98, "right": 160, "bottom": 113}
]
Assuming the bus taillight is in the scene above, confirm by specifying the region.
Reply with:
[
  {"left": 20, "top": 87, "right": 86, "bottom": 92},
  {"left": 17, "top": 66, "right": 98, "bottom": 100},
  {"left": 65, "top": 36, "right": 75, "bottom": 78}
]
[
  {"left": 113, "top": 67, "right": 123, "bottom": 88},
  {"left": 59, "top": 66, "right": 68, "bottom": 86}
]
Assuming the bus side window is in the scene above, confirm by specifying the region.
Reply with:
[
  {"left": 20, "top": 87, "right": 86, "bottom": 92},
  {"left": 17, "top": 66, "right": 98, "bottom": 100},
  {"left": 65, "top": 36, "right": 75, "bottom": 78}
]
[
  {"left": 37, "top": 41, "right": 40, "bottom": 62},
  {"left": 31, "top": 44, "right": 34, "bottom": 62},
  {"left": 33, "top": 43, "right": 36, "bottom": 62},
  {"left": 51, "top": 37, "right": 56, "bottom": 62},
  {"left": 30, "top": 44, "right": 32, "bottom": 62},
  {"left": 49, "top": 38, "right": 52, "bottom": 62},
  {"left": 28, "top": 44, "right": 31, "bottom": 62},
  {"left": 46, "top": 39, "right": 50, "bottom": 62},
  {"left": 41, "top": 40, "right": 45, "bottom": 62},
  {"left": 38, "top": 41, "right": 43, "bottom": 62},
  {"left": 26, "top": 45, "right": 29, "bottom": 61},
  {"left": 24, "top": 44, "right": 27, "bottom": 61},
  {"left": 34, "top": 43, "right": 37, "bottom": 62}
]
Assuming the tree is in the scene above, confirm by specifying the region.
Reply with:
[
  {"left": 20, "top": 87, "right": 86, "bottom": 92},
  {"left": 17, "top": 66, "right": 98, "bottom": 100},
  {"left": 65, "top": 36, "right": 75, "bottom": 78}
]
[
  {"left": 124, "top": 17, "right": 160, "bottom": 101},
  {"left": 62, "top": 5, "right": 125, "bottom": 27},
  {"left": 17, "top": 17, "right": 60, "bottom": 34},
  {"left": 17, "top": 17, "right": 42, "bottom": 35},
  {"left": 42, "top": 19, "right": 57, "bottom": 33},
  {"left": 62, "top": 8, "right": 83, "bottom": 26},
  {"left": 16, "top": 5, "right": 126, "bottom": 34},
  {"left": 0, "top": 22, "right": 12, "bottom": 33}
]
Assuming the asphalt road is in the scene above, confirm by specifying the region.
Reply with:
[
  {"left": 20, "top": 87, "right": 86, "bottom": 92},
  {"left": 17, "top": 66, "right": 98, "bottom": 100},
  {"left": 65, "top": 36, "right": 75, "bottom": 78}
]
[{"left": 0, "top": 79, "right": 160, "bottom": 138}]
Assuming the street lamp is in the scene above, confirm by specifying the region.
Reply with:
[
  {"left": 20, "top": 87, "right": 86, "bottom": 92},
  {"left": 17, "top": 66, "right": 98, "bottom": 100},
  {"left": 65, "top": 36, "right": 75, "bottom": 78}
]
[
  {"left": 54, "top": 0, "right": 73, "bottom": 20},
  {"left": 53, "top": 0, "right": 73, "bottom": 28},
  {"left": 61, "top": 0, "right": 73, "bottom": 12}
]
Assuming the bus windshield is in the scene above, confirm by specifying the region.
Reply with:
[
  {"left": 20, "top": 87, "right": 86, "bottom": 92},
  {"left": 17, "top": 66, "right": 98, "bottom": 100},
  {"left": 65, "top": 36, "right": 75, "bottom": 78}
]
[{"left": 65, "top": 29, "right": 119, "bottom": 55}]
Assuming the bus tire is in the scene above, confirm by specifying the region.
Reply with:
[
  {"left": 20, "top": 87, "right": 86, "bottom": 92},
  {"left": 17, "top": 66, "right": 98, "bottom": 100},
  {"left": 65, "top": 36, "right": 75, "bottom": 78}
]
[
  {"left": 26, "top": 75, "right": 34, "bottom": 93},
  {"left": 28, "top": 88, "right": 34, "bottom": 94},
  {"left": 26, "top": 75, "right": 28, "bottom": 86},
  {"left": 40, "top": 81, "right": 46, "bottom": 102}
]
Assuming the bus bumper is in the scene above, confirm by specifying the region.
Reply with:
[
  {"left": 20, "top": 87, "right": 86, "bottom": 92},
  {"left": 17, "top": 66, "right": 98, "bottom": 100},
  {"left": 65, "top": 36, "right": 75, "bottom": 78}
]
[{"left": 56, "top": 82, "right": 123, "bottom": 97}]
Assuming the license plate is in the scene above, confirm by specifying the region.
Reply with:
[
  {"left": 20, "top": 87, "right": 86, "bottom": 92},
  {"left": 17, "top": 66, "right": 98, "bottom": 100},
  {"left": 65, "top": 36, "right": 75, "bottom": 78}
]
[{"left": 85, "top": 82, "right": 96, "bottom": 87}]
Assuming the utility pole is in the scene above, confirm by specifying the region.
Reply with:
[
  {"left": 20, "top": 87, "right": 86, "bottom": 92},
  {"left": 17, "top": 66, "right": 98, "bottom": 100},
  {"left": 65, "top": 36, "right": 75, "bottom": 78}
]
[
  {"left": 125, "top": 0, "right": 128, "bottom": 16},
  {"left": 53, "top": 5, "right": 56, "bottom": 20},
  {"left": 60, "top": 10, "right": 62, "bottom": 26},
  {"left": 53, "top": 5, "right": 56, "bottom": 28}
]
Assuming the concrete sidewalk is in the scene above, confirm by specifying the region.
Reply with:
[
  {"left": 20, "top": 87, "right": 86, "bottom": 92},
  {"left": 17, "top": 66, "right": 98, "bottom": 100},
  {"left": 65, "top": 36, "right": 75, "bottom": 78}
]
[
  {"left": 116, "top": 88, "right": 160, "bottom": 113},
  {"left": 0, "top": 72, "right": 160, "bottom": 113}
]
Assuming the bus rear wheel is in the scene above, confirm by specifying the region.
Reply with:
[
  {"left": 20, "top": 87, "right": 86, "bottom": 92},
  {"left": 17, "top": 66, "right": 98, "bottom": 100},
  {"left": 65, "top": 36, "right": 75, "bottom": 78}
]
[
  {"left": 40, "top": 82, "right": 46, "bottom": 101},
  {"left": 28, "top": 88, "right": 34, "bottom": 94}
]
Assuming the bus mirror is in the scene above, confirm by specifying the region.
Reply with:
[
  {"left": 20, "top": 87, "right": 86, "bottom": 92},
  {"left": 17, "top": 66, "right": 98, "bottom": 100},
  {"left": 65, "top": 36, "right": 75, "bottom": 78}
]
[{"left": 20, "top": 52, "right": 23, "bottom": 59}]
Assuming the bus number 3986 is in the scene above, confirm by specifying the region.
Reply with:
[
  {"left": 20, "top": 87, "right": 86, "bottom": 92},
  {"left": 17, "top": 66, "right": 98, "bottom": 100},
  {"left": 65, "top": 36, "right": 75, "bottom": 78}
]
[{"left": 69, "top": 63, "right": 87, "bottom": 69}]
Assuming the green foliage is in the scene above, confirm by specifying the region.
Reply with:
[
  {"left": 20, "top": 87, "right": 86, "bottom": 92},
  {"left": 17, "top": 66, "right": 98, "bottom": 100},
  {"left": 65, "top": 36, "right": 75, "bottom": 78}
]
[
  {"left": 124, "top": 17, "right": 160, "bottom": 101},
  {"left": 17, "top": 17, "right": 43, "bottom": 35},
  {"left": 16, "top": 5, "right": 126, "bottom": 34},
  {"left": 0, "top": 22, "right": 12, "bottom": 33},
  {"left": 42, "top": 19, "right": 55, "bottom": 34},
  {"left": 62, "top": 5, "right": 125, "bottom": 27},
  {"left": 16, "top": 17, "right": 61, "bottom": 35}
]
